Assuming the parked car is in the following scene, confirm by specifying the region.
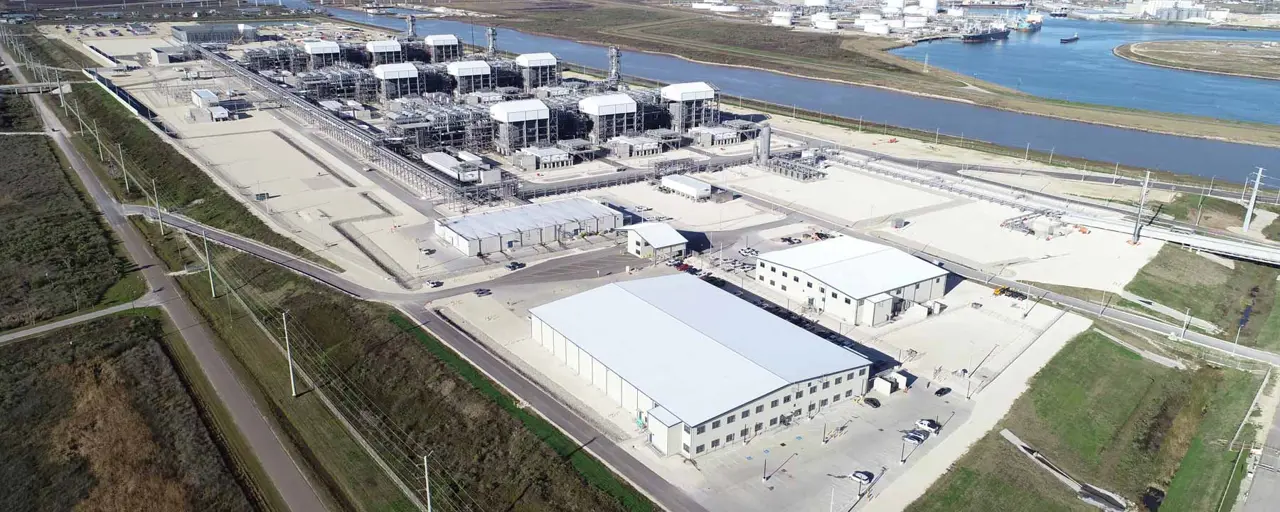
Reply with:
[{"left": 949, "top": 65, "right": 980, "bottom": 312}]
[
  {"left": 863, "top": 397, "right": 881, "bottom": 409},
  {"left": 902, "top": 433, "right": 923, "bottom": 445},
  {"left": 473, "top": 288, "right": 492, "bottom": 296},
  {"left": 505, "top": 261, "right": 525, "bottom": 270},
  {"left": 851, "top": 471, "right": 874, "bottom": 484},
  {"left": 428, "top": 280, "right": 443, "bottom": 288},
  {"left": 916, "top": 419, "right": 942, "bottom": 434},
  {"left": 934, "top": 387, "right": 952, "bottom": 397},
  {"left": 907, "top": 429, "right": 931, "bottom": 441}
]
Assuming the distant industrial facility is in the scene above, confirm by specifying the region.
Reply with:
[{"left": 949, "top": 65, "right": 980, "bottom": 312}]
[
  {"left": 433, "top": 198, "right": 622, "bottom": 255},
  {"left": 755, "top": 237, "right": 948, "bottom": 327},
  {"left": 529, "top": 274, "right": 873, "bottom": 457}
]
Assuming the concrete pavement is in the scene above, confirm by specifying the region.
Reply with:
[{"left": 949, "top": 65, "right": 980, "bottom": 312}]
[
  {"left": 0, "top": 41, "right": 330, "bottom": 512},
  {"left": 1243, "top": 406, "right": 1280, "bottom": 512},
  {"left": 0, "top": 294, "right": 159, "bottom": 346}
]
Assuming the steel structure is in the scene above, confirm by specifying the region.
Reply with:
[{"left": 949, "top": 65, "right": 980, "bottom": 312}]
[
  {"left": 491, "top": 99, "right": 555, "bottom": 155},
  {"left": 385, "top": 97, "right": 497, "bottom": 154},
  {"left": 661, "top": 81, "right": 719, "bottom": 132},
  {"left": 425, "top": 34, "right": 462, "bottom": 62},
  {"left": 289, "top": 64, "right": 378, "bottom": 102},
  {"left": 516, "top": 52, "right": 559, "bottom": 91},
  {"left": 374, "top": 62, "right": 425, "bottom": 101},
  {"left": 172, "top": 24, "right": 257, "bottom": 44},
  {"left": 366, "top": 39, "right": 405, "bottom": 65},
  {"left": 303, "top": 40, "right": 342, "bottom": 70},
  {"left": 447, "top": 60, "right": 494, "bottom": 96},
  {"left": 243, "top": 45, "right": 309, "bottom": 72}
]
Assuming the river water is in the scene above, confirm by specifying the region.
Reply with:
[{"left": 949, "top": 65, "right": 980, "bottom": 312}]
[
  {"left": 281, "top": 3, "right": 1280, "bottom": 183},
  {"left": 893, "top": 18, "right": 1280, "bottom": 124}
]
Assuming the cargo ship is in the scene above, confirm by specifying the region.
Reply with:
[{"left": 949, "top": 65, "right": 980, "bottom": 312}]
[
  {"left": 961, "top": 23, "right": 1011, "bottom": 43},
  {"left": 1012, "top": 12, "right": 1044, "bottom": 32},
  {"left": 1048, "top": 8, "right": 1068, "bottom": 17}
]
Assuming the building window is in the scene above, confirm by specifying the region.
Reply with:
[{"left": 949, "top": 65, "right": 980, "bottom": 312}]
[
  {"left": 847, "top": 372, "right": 855, "bottom": 380},
  {"left": 759, "top": 262, "right": 765, "bottom": 268},
  {"left": 771, "top": 399, "right": 779, "bottom": 408},
  {"left": 781, "top": 285, "right": 787, "bottom": 291},
  {"left": 833, "top": 393, "right": 840, "bottom": 402},
  {"left": 727, "top": 416, "right": 735, "bottom": 424},
  {"left": 741, "top": 427, "right": 749, "bottom": 437},
  {"left": 684, "top": 425, "right": 691, "bottom": 433},
  {"left": 820, "top": 399, "right": 828, "bottom": 407},
  {"left": 832, "top": 292, "right": 838, "bottom": 299},
  {"left": 795, "top": 391, "right": 803, "bottom": 399},
  {"left": 760, "top": 275, "right": 765, "bottom": 281},
  {"left": 782, "top": 271, "right": 788, "bottom": 277},
  {"left": 771, "top": 266, "right": 776, "bottom": 272},
  {"left": 770, "top": 417, "right": 778, "bottom": 426},
  {"left": 711, "top": 439, "right": 720, "bottom": 448},
  {"left": 809, "top": 386, "right": 817, "bottom": 394},
  {"left": 807, "top": 282, "right": 813, "bottom": 288},
  {"left": 683, "top": 444, "right": 690, "bottom": 452},
  {"left": 742, "top": 410, "right": 750, "bottom": 419},
  {"left": 770, "top": 280, "right": 775, "bottom": 286},
  {"left": 793, "top": 276, "right": 799, "bottom": 283},
  {"left": 755, "top": 405, "right": 764, "bottom": 413},
  {"left": 936, "top": 277, "right": 942, "bottom": 283},
  {"left": 755, "top": 422, "right": 763, "bottom": 432},
  {"left": 822, "top": 381, "right": 830, "bottom": 389},
  {"left": 783, "top": 395, "right": 791, "bottom": 404},
  {"left": 726, "top": 433, "right": 735, "bottom": 443},
  {"left": 859, "top": 368, "right": 867, "bottom": 376},
  {"left": 697, "top": 426, "right": 706, "bottom": 434},
  {"left": 915, "top": 283, "right": 920, "bottom": 290},
  {"left": 845, "top": 390, "right": 853, "bottom": 398},
  {"left": 713, "top": 420, "right": 721, "bottom": 429},
  {"left": 794, "top": 409, "right": 803, "bottom": 417},
  {"left": 835, "top": 377, "right": 843, "bottom": 385},
  {"left": 696, "top": 444, "right": 705, "bottom": 453},
  {"left": 808, "top": 403, "right": 816, "bottom": 412}
]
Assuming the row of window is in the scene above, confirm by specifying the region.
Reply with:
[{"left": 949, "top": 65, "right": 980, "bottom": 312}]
[
  {"left": 688, "top": 390, "right": 862, "bottom": 454},
  {"left": 691, "top": 370, "right": 868, "bottom": 435}
]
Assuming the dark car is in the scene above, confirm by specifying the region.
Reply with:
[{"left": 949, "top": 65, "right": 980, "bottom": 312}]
[
  {"left": 934, "top": 387, "right": 952, "bottom": 397},
  {"left": 863, "top": 397, "right": 881, "bottom": 408},
  {"left": 473, "top": 288, "right": 492, "bottom": 296}
]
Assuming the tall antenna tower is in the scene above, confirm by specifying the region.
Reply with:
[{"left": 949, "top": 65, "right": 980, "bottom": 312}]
[
  {"left": 486, "top": 26, "right": 497, "bottom": 58},
  {"left": 607, "top": 46, "right": 621, "bottom": 85}
]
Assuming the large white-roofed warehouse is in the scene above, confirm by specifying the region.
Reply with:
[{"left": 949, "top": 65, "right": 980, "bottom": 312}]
[
  {"left": 530, "top": 273, "right": 873, "bottom": 458},
  {"left": 433, "top": 197, "right": 622, "bottom": 255},
  {"left": 755, "top": 237, "right": 949, "bottom": 328}
]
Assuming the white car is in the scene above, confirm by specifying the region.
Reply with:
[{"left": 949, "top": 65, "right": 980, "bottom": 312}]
[
  {"left": 851, "top": 471, "right": 874, "bottom": 484},
  {"left": 916, "top": 419, "right": 941, "bottom": 434},
  {"left": 902, "top": 434, "right": 923, "bottom": 446}
]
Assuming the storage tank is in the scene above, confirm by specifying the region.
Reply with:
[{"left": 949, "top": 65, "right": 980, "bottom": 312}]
[
  {"left": 920, "top": 0, "right": 939, "bottom": 13},
  {"left": 771, "top": 15, "right": 795, "bottom": 26},
  {"left": 859, "top": 12, "right": 883, "bottom": 20},
  {"left": 864, "top": 23, "right": 890, "bottom": 34},
  {"left": 814, "top": 18, "right": 840, "bottom": 30},
  {"left": 691, "top": 2, "right": 715, "bottom": 9},
  {"left": 883, "top": 18, "right": 905, "bottom": 28},
  {"left": 710, "top": 5, "right": 741, "bottom": 12},
  {"left": 805, "top": 0, "right": 831, "bottom": 6}
]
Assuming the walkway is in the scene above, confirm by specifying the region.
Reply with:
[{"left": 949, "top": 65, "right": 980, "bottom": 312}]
[{"left": 0, "top": 294, "right": 159, "bottom": 346}]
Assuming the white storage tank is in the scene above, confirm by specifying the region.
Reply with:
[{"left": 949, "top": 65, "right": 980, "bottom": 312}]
[
  {"left": 805, "top": 0, "right": 831, "bottom": 6},
  {"left": 691, "top": 2, "right": 715, "bottom": 9},
  {"left": 814, "top": 19, "right": 840, "bottom": 30},
  {"left": 864, "top": 23, "right": 891, "bottom": 34},
  {"left": 859, "top": 12, "right": 883, "bottom": 20},
  {"left": 771, "top": 14, "right": 794, "bottom": 26},
  {"left": 710, "top": 5, "right": 741, "bottom": 12},
  {"left": 883, "top": 18, "right": 905, "bottom": 28}
]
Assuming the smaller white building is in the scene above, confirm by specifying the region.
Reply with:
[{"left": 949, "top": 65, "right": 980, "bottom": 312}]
[
  {"left": 661, "top": 175, "right": 712, "bottom": 201},
  {"left": 191, "top": 89, "right": 219, "bottom": 108},
  {"left": 515, "top": 146, "right": 573, "bottom": 170},
  {"left": 625, "top": 223, "right": 687, "bottom": 260},
  {"left": 755, "top": 237, "right": 948, "bottom": 327}
]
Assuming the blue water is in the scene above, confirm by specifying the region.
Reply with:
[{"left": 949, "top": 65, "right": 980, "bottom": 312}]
[
  {"left": 272, "top": 2, "right": 1280, "bottom": 183},
  {"left": 893, "top": 18, "right": 1280, "bottom": 124}
]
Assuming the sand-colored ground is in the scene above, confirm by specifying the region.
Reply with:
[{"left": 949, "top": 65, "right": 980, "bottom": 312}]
[
  {"left": 703, "top": 163, "right": 956, "bottom": 226},
  {"left": 878, "top": 201, "right": 1164, "bottom": 292}
]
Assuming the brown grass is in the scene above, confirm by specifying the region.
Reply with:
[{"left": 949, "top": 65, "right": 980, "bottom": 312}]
[{"left": 50, "top": 361, "right": 190, "bottom": 512}]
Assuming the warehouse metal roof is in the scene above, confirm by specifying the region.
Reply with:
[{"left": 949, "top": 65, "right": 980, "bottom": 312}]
[
  {"left": 303, "top": 40, "right": 339, "bottom": 54},
  {"left": 425, "top": 34, "right": 459, "bottom": 45},
  {"left": 660, "top": 81, "right": 716, "bottom": 102},
  {"left": 757, "top": 237, "right": 948, "bottom": 300},
  {"left": 529, "top": 274, "right": 871, "bottom": 426},
  {"left": 447, "top": 60, "right": 491, "bottom": 77},
  {"left": 373, "top": 62, "right": 417, "bottom": 80},
  {"left": 625, "top": 222, "right": 687, "bottom": 248},
  {"left": 527, "top": 273, "right": 870, "bottom": 424},
  {"left": 490, "top": 99, "right": 550, "bottom": 123},
  {"left": 515, "top": 52, "right": 557, "bottom": 67},
  {"left": 366, "top": 39, "right": 401, "bottom": 53},
  {"left": 579, "top": 93, "right": 637, "bottom": 116},
  {"left": 436, "top": 198, "right": 619, "bottom": 241},
  {"left": 661, "top": 174, "right": 711, "bottom": 195}
]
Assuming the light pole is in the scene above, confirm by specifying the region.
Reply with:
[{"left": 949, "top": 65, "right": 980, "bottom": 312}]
[{"left": 284, "top": 311, "right": 297, "bottom": 397}]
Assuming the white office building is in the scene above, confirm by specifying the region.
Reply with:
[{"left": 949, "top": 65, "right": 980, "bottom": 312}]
[
  {"left": 755, "top": 237, "right": 948, "bottom": 327},
  {"left": 530, "top": 274, "right": 873, "bottom": 458},
  {"left": 433, "top": 198, "right": 622, "bottom": 255},
  {"left": 660, "top": 174, "right": 712, "bottom": 200}
]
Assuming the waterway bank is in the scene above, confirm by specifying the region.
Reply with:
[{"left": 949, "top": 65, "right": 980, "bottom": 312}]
[{"left": 1114, "top": 41, "right": 1280, "bottom": 81}]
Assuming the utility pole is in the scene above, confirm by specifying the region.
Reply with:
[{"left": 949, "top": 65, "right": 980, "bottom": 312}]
[
  {"left": 1023, "top": 142, "right": 1030, "bottom": 162},
  {"left": 1132, "top": 170, "right": 1150, "bottom": 244},
  {"left": 1244, "top": 167, "right": 1265, "bottom": 233},
  {"left": 423, "top": 455, "right": 434, "bottom": 512},
  {"left": 93, "top": 118, "right": 103, "bottom": 160},
  {"left": 284, "top": 311, "right": 297, "bottom": 397},
  {"left": 1112, "top": 162, "right": 1119, "bottom": 185},
  {"left": 204, "top": 230, "right": 215, "bottom": 298},
  {"left": 1181, "top": 308, "right": 1190, "bottom": 339},
  {"left": 152, "top": 178, "right": 165, "bottom": 235},
  {"left": 117, "top": 142, "right": 131, "bottom": 193}
]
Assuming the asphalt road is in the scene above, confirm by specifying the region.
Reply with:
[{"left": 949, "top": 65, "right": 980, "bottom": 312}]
[{"left": 0, "top": 44, "right": 330, "bottom": 512}]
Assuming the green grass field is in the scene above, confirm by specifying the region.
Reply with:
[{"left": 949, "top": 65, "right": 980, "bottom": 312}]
[
  {"left": 1125, "top": 245, "right": 1280, "bottom": 350},
  {"left": 1150, "top": 193, "right": 1251, "bottom": 230},
  {"left": 0, "top": 70, "right": 42, "bottom": 131},
  {"left": 909, "top": 330, "right": 1261, "bottom": 511}
]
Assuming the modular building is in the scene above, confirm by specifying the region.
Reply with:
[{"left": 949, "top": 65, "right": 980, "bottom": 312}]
[
  {"left": 191, "top": 89, "right": 220, "bottom": 108},
  {"left": 434, "top": 197, "right": 622, "bottom": 255},
  {"left": 303, "top": 40, "right": 341, "bottom": 69},
  {"left": 366, "top": 39, "right": 403, "bottom": 64},
  {"left": 447, "top": 61, "right": 494, "bottom": 95},
  {"left": 661, "top": 81, "right": 718, "bottom": 133},
  {"left": 661, "top": 174, "right": 712, "bottom": 200},
  {"left": 491, "top": 99, "right": 553, "bottom": 155},
  {"left": 515, "top": 146, "right": 573, "bottom": 171},
  {"left": 516, "top": 52, "right": 560, "bottom": 90},
  {"left": 580, "top": 93, "right": 639, "bottom": 143},
  {"left": 529, "top": 274, "right": 873, "bottom": 458},
  {"left": 625, "top": 222, "right": 687, "bottom": 260},
  {"left": 373, "top": 62, "right": 421, "bottom": 100},
  {"left": 171, "top": 23, "right": 257, "bottom": 44},
  {"left": 754, "top": 237, "right": 948, "bottom": 327},
  {"left": 425, "top": 34, "right": 462, "bottom": 62}
]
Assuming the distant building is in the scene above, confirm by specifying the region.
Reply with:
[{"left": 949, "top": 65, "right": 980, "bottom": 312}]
[
  {"left": 433, "top": 198, "right": 622, "bottom": 255},
  {"left": 171, "top": 23, "right": 258, "bottom": 44},
  {"left": 624, "top": 223, "right": 687, "bottom": 261}
]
